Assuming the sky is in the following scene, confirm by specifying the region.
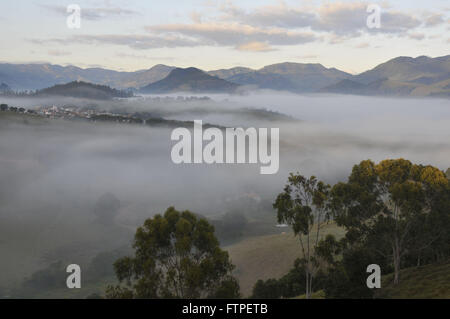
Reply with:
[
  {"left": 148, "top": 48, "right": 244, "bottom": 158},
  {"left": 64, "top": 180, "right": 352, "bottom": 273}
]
[{"left": 0, "top": 0, "right": 448, "bottom": 74}]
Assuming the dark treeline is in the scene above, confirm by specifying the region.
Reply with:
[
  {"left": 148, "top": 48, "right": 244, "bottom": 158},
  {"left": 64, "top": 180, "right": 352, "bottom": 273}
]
[
  {"left": 0, "top": 81, "right": 133, "bottom": 100},
  {"left": 252, "top": 159, "right": 450, "bottom": 299}
]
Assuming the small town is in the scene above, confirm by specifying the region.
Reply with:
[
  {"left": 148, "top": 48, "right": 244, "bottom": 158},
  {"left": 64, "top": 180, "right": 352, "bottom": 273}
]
[{"left": 0, "top": 103, "right": 143, "bottom": 123}]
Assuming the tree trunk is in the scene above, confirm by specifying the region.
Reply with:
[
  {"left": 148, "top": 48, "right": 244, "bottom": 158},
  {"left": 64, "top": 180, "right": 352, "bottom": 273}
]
[
  {"left": 393, "top": 242, "right": 401, "bottom": 285},
  {"left": 305, "top": 269, "right": 310, "bottom": 299}
]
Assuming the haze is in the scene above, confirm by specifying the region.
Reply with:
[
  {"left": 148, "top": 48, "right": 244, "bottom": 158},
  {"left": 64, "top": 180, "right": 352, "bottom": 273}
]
[{"left": 0, "top": 93, "right": 449, "bottom": 294}]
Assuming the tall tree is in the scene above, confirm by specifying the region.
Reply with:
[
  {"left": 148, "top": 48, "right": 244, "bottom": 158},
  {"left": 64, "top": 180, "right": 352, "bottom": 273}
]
[
  {"left": 105, "top": 207, "right": 240, "bottom": 299},
  {"left": 330, "top": 159, "right": 448, "bottom": 285},
  {"left": 273, "top": 174, "right": 331, "bottom": 298}
]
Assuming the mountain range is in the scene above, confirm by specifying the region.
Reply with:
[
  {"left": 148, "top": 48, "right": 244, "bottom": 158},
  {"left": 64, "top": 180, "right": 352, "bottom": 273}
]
[
  {"left": 322, "top": 55, "right": 450, "bottom": 97},
  {"left": 209, "top": 63, "right": 351, "bottom": 92},
  {"left": 140, "top": 67, "right": 239, "bottom": 94},
  {"left": 1, "top": 55, "right": 449, "bottom": 97},
  {"left": 36, "top": 81, "right": 133, "bottom": 100},
  {"left": 0, "top": 63, "right": 174, "bottom": 90}
]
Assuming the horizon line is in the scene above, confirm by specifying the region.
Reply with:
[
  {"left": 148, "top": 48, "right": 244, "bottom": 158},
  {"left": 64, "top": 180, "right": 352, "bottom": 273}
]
[{"left": 1, "top": 53, "right": 449, "bottom": 76}]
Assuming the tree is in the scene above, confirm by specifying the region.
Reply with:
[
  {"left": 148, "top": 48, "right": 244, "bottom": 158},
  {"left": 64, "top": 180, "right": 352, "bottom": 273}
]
[
  {"left": 105, "top": 207, "right": 240, "bottom": 299},
  {"left": 273, "top": 174, "right": 331, "bottom": 298},
  {"left": 0, "top": 104, "right": 8, "bottom": 111},
  {"left": 251, "top": 279, "right": 282, "bottom": 299},
  {"left": 93, "top": 192, "right": 120, "bottom": 225},
  {"left": 330, "top": 159, "right": 449, "bottom": 285},
  {"left": 212, "top": 211, "right": 248, "bottom": 244},
  {"left": 17, "top": 261, "right": 66, "bottom": 297},
  {"left": 322, "top": 246, "right": 381, "bottom": 299},
  {"left": 251, "top": 256, "right": 328, "bottom": 299}
]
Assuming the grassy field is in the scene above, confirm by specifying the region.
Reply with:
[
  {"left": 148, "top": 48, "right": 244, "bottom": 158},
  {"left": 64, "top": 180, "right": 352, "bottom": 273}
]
[
  {"left": 376, "top": 260, "right": 450, "bottom": 299},
  {"left": 294, "top": 290, "right": 326, "bottom": 299},
  {"left": 24, "top": 276, "right": 117, "bottom": 299},
  {"left": 225, "top": 222, "right": 345, "bottom": 297}
]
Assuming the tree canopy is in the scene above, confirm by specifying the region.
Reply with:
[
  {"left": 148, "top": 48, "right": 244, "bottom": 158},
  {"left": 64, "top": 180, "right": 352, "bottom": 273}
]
[
  {"left": 273, "top": 174, "right": 331, "bottom": 298},
  {"left": 106, "top": 207, "right": 240, "bottom": 299},
  {"left": 330, "top": 159, "right": 449, "bottom": 284}
]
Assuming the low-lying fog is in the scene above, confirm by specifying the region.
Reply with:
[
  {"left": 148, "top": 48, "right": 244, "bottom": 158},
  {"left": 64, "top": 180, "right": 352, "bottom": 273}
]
[{"left": 0, "top": 92, "right": 449, "bottom": 294}]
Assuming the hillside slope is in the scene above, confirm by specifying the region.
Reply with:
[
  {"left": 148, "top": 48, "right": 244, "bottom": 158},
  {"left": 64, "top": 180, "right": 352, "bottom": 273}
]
[
  {"left": 225, "top": 222, "right": 345, "bottom": 297},
  {"left": 140, "top": 67, "right": 240, "bottom": 93},
  {"left": 37, "top": 81, "right": 132, "bottom": 100},
  {"left": 376, "top": 260, "right": 450, "bottom": 299},
  {"left": 0, "top": 63, "right": 175, "bottom": 90},
  {"left": 354, "top": 55, "right": 450, "bottom": 85},
  {"left": 227, "top": 62, "right": 351, "bottom": 92}
]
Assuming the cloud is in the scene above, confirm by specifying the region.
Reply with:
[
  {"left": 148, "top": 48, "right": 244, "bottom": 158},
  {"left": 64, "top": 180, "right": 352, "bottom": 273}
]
[
  {"left": 424, "top": 13, "right": 445, "bottom": 27},
  {"left": 355, "top": 42, "right": 370, "bottom": 48},
  {"left": 190, "top": 11, "right": 203, "bottom": 23},
  {"left": 116, "top": 52, "right": 175, "bottom": 61},
  {"left": 30, "top": 34, "right": 201, "bottom": 50},
  {"left": 218, "top": 1, "right": 423, "bottom": 36},
  {"left": 235, "top": 41, "right": 275, "bottom": 52},
  {"left": 407, "top": 33, "right": 425, "bottom": 40},
  {"left": 315, "top": 2, "right": 421, "bottom": 35},
  {"left": 47, "top": 49, "right": 72, "bottom": 56},
  {"left": 39, "top": 4, "right": 138, "bottom": 20},
  {"left": 146, "top": 23, "right": 318, "bottom": 47},
  {"left": 30, "top": 1, "right": 437, "bottom": 53},
  {"left": 219, "top": 2, "right": 316, "bottom": 29}
]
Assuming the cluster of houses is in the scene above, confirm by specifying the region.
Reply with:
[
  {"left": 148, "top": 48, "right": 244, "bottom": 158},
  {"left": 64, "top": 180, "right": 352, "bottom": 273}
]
[
  {"left": 1, "top": 102, "right": 147, "bottom": 125},
  {"left": 37, "top": 105, "right": 146, "bottom": 124},
  {"left": 38, "top": 105, "right": 95, "bottom": 119},
  {"left": 139, "top": 95, "right": 211, "bottom": 102}
]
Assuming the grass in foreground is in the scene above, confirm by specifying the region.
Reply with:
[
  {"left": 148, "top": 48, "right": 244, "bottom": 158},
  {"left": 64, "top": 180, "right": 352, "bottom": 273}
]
[
  {"left": 376, "top": 260, "right": 450, "bottom": 299},
  {"left": 225, "top": 222, "right": 345, "bottom": 297}
]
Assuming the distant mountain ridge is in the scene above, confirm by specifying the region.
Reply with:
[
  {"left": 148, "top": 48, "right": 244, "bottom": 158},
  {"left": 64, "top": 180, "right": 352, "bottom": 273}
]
[
  {"left": 140, "top": 67, "right": 239, "bottom": 94},
  {"left": 354, "top": 55, "right": 450, "bottom": 84},
  {"left": 1, "top": 55, "right": 449, "bottom": 97},
  {"left": 209, "top": 62, "right": 351, "bottom": 92},
  {"left": 0, "top": 82, "right": 11, "bottom": 92},
  {"left": 322, "top": 55, "right": 450, "bottom": 97},
  {"left": 0, "top": 63, "right": 174, "bottom": 90},
  {"left": 36, "top": 81, "right": 132, "bottom": 100},
  {"left": 207, "top": 67, "right": 253, "bottom": 80}
]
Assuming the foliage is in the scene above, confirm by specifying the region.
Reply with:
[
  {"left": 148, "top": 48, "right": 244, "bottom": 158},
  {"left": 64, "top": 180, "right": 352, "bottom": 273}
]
[
  {"left": 322, "top": 244, "right": 390, "bottom": 299},
  {"left": 18, "top": 261, "right": 66, "bottom": 296},
  {"left": 212, "top": 211, "right": 248, "bottom": 245},
  {"left": 376, "top": 259, "right": 450, "bottom": 299},
  {"left": 330, "top": 159, "right": 450, "bottom": 285},
  {"left": 85, "top": 249, "right": 129, "bottom": 281},
  {"left": 251, "top": 258, "right": 327, "bottom": 299},
  {"left": 273, "top": 173, "right": 331, "bottom": 298},
  {"left": 93, "top": 193, "right": 120, "bottom": 225},
  {"left": 105, "top": 207, "right": 240, "bottom": 299}
]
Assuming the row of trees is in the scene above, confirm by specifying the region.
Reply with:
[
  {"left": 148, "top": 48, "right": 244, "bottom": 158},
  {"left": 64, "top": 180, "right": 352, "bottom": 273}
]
[
  {"left": 104, "top": 158, "right": 449, "bottom": 299},
  {"left": 1, "top": 103, "right": 34, "bottom": 113},
  {"left": 256, "top": 158, "right": 450, "bottom": 298}
]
